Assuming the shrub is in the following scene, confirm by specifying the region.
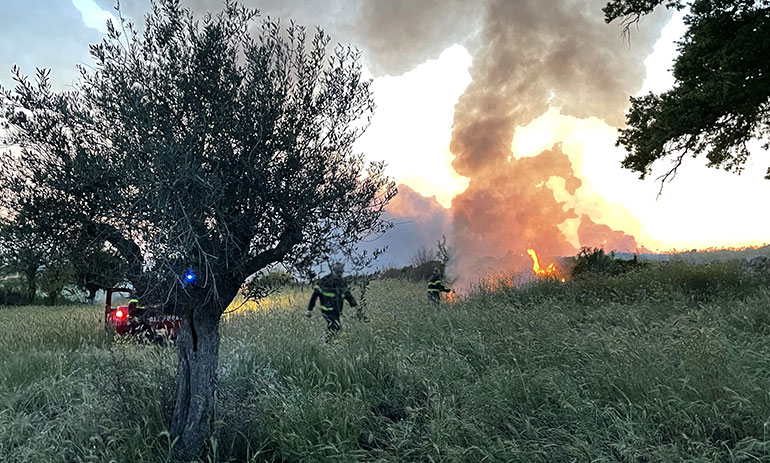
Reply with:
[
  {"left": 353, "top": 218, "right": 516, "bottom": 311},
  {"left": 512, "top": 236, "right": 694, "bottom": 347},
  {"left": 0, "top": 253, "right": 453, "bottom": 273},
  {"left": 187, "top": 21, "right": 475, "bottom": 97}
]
[
  {"left": 380, "top": 260, "right": 443, "bottom": 281},
  {"left": 0, "top": 277, "right": 27, "bottom": 306},
  {"left": 571, "top": 247, "right": 644, "bottom": 279}
]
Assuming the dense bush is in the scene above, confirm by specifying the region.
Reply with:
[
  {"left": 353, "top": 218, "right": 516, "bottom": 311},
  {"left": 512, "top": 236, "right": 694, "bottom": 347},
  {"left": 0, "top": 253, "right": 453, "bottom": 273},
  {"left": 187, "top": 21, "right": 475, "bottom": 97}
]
[
  {"left": 0, "top": 277, "right": 27, "bottom": 306},
  {"left": 570, "top": 247, "right": 645, "bottom": 279},
  {"left": 380, "top": 260, "right": 443, "bottom": 281},
  {"left": 487, "top": 258, "right": 768, "bottom": 308}
]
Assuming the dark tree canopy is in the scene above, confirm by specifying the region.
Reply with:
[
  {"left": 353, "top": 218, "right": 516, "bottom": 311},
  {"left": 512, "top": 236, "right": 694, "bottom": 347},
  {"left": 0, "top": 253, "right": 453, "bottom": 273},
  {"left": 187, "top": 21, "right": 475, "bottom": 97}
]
[
  {"left": 72, "top": 247, "right": 127, "bottom": 302},
  {"left": 604, "top": 0, "right": 770, "bottom": 182},
  {"left": 0, "top": 0, "right": 395, "bottom": 458}
]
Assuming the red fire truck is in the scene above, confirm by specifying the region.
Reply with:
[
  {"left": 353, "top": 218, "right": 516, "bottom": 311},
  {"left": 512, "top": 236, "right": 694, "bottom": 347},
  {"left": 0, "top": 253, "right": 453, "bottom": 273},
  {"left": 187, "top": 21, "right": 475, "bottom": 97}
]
[{"left": 104, "top": 288, "right": 182, "bottom": 344}]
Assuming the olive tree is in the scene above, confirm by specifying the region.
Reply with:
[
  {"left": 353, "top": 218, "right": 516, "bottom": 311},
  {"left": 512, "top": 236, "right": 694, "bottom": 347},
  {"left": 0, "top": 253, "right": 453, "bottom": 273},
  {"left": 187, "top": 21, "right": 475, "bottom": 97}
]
[
  {"left": 0, "top": 0, "right": 395, "bottom": 458},
  {"left": 72, "top": 247, "right": 127, "bottom": 302}
]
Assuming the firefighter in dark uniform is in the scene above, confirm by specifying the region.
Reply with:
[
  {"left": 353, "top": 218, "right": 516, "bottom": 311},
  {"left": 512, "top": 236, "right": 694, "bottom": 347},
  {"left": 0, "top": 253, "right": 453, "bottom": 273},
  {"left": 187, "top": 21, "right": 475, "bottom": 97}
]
[
  {"left": 427, "top": 267, "right": 451, "bottom": 304},
  {"left": 127, "top": 296, "right": 161, "bottom": 343},
  {"left": 306, "top": 263, "right": 357, "bottom": 335}
]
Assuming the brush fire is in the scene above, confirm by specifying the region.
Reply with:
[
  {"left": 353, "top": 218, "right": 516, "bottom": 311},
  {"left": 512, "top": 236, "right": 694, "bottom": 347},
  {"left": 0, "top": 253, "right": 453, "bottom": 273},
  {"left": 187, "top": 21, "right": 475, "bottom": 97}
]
[{"left": 526, "top": 249, "right": 565, "bottom": 282}]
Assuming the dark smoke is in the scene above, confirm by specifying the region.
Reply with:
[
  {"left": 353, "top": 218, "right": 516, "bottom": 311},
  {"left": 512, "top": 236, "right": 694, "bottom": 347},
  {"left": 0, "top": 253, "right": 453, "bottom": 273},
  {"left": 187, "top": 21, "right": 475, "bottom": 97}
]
[{"left": 449, "top": 0, "right": 669, "bottom": 274}]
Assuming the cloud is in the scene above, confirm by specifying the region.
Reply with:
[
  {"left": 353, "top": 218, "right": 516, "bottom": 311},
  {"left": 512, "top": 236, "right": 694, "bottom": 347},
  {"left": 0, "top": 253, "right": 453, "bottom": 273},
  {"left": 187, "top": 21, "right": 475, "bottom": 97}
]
[
  {"left": 71, "top": 0, "right": 118, "bottom": 34},
  {"left": 0, "top": 1, "right": 104, "bottom": 91}
]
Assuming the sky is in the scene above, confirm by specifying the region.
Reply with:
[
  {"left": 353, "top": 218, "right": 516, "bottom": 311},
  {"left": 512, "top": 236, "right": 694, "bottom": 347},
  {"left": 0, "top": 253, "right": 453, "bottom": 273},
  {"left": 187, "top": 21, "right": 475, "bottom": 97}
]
[{"left": 1, "top": 0, "right": 768, "bottom": 271}]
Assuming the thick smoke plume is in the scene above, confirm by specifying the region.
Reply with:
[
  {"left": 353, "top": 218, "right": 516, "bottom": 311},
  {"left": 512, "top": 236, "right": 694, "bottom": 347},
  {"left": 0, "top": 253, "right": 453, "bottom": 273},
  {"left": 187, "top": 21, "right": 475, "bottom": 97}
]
[{"left": 449, "top": 0, "right": 669, "bottom": 275}]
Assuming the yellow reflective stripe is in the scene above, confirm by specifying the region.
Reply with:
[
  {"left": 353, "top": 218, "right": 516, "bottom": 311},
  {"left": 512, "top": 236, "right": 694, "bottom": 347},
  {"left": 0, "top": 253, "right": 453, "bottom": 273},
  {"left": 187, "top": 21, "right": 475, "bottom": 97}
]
[
  {"left": 314, "top": 285, "right": 336, "bottom": 297},
  {"left": 427, "top": 288, "right": 441, "bottom": 292},
  {"left": 320, "top": 305, "right": 334, "bottom": 311}
]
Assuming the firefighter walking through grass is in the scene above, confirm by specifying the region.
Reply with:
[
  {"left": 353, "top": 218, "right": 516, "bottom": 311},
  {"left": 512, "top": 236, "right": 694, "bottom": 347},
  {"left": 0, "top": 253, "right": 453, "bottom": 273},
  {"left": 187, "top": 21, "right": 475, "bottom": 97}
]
[
  {"left": 427, "top": 267, "right": 451, "bottom": 305},
  {"left": 306, "top": 263, "right": 357, "bottom": 336}
]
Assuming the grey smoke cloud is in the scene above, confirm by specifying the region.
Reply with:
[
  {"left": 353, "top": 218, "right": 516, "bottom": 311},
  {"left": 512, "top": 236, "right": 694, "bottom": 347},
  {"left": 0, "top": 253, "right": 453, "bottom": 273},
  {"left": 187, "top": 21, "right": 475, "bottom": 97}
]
[
  {"left": 448, "top": 0, "right": 671, "bottom": 274},
  {"left": 451, "top": 0, "right": 670, "bottom": 175},
  {"left": 96, "top": 0, "right": 484, "bottom": 76}
]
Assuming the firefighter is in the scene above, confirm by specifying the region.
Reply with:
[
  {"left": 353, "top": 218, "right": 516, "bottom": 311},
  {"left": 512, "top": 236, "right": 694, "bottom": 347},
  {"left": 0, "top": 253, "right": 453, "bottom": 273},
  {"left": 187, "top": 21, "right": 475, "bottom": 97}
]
[
  {"left": 306, "top": 262, "right": 358, "bottom": 336},
  {"left": 427, "top": 267, "right": 451, "bottom": 305},
  {"left": 126, "top": 296, "right": 160, "bottom": 343}
]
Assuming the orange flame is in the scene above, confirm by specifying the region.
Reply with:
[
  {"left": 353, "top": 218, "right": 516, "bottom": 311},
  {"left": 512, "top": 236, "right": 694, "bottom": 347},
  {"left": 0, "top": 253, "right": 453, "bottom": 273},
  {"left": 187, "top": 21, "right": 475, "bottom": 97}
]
[{"left": 526, "top": 249, "right": 566, "bottom": 282}]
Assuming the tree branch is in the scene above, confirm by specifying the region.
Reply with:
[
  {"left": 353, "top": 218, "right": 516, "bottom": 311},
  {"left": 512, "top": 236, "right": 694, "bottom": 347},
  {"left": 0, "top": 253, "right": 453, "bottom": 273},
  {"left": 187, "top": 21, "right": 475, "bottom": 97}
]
[
  {"left": 88, "top": 221, "right": 143, "bottom": 280},
  {"left": 245, "top": 225, "right": 301, "bottom": 277}
]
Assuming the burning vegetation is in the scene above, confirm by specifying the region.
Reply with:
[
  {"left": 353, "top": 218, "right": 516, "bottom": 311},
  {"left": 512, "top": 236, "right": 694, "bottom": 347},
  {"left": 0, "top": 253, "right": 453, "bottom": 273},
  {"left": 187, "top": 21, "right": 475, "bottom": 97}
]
[{"left": 526, "top": 249, "right": 566, "bottom": 282}]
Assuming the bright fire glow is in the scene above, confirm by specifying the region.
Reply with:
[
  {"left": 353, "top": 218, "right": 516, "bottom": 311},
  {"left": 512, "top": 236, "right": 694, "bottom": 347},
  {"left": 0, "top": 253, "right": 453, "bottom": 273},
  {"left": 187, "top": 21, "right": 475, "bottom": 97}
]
[
  {"left": 512, "top": 107, "right": 658, "bottom": 251},
  {"left": 356, "top": 44, "right": 472, "bottom": 208},
  {"left": 526, "top": 249, "right": 565, "bottom": 282},
  {"left": 114, "top": 308, "right": 126, "bottom": 319},
  {"left": 511, "top": 106, "right": 770, "bottom": 251}
]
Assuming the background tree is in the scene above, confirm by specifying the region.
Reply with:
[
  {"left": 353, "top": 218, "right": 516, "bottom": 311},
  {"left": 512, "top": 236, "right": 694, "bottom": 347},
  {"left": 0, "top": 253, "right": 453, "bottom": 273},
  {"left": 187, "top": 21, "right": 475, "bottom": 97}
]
[
  {"left": 604, "top": 0, "right": 770, "bottom": 183},
  {"left": 0, "top": 218, "right": 51, "bottom": 303},
  {"left": 71, "top": 246, "right": 128, "bottom": 303},
  {"left": 37, "top": 260, "right": 75, "bottom": 306},
  {"left": 411, "top": 245, "right": 435, "bottom": 268},
  {"left": 0, "top": 0, "right": 396, "bottom": 458},
  {"left": 0, "top": 216, "right": 126, "bottom": 304},
  {"left": 436, "top": 234, "right": 454, "bottom": 276}
]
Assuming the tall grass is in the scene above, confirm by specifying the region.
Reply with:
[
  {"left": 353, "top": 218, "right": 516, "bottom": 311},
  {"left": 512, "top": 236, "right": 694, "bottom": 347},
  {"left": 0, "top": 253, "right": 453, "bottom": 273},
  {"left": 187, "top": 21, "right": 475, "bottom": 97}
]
[{"left": 2, "top": 261, "right": 770, "bottom": 461}]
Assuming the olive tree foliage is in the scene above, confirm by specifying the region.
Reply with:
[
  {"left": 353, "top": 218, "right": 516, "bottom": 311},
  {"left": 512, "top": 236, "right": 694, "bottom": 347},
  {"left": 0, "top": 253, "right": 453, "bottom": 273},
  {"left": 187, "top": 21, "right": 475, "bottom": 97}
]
[
  {"left": 0, "top": 0, "right": 395, "bottom": 300},
  {"left": 0, "top": 0, "right": 395, "bottom": 457},
  {"left": 604, "top": 0, "right": 770, "bottom": 184},
  {"left": 72, "top": 246, "right": 128, "bottom": 302}
]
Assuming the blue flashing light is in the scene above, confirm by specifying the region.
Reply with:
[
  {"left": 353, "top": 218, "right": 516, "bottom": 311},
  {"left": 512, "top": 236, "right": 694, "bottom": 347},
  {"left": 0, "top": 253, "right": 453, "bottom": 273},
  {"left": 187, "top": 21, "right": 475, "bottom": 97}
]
[{"left": 183, "top": 268, "right": 196, "bottom": 286}]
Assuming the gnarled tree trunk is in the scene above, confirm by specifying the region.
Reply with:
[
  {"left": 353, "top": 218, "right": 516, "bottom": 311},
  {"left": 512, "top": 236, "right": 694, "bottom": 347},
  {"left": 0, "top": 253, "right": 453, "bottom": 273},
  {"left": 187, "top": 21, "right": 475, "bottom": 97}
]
[
  {"left": 24, "top": 263, "right": 38, "bottom": 304},
  {"left": 170, "top": 306, "right": 222, "bottom": 460}
]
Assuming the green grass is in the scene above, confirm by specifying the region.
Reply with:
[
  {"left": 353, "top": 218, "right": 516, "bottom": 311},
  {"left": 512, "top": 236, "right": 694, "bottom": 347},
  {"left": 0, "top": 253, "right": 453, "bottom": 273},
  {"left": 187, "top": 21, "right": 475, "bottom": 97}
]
[{"left": 2, "top": 261, "right": 770, "bottom": 462}]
